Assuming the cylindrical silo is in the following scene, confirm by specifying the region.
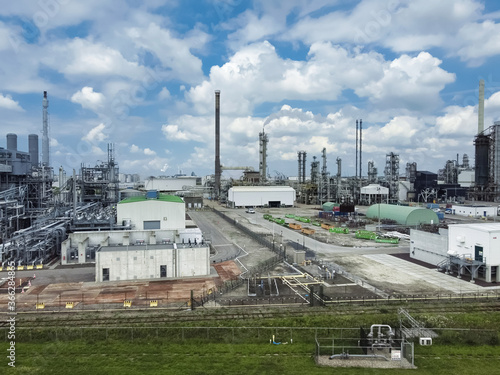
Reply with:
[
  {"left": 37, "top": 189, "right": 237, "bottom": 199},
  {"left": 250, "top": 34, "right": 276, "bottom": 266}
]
[
  {"left": 7, "top": 133, "right": 17, "bottom": 151},
  {"left": 28, "top": 134, "right": 39, "bottom": 166}
]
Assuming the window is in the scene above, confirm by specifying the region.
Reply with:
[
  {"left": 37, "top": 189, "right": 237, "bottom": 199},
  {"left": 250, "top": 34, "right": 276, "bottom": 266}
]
[
  {"left": 102, "top": 268, "right": 109, "bottom": 281},
  {"left": 144, "top": 220, "right": 161, "bottom": 230},
  {"left": 160, "top": 265, "right": 167, "bottom": 278}
]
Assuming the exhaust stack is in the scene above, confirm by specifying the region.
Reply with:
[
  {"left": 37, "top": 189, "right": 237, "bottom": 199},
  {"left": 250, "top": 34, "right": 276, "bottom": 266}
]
[
  {"left": 478, "top": 79, "right": 485, "bottom": 134},
  {"left": 214, "top": 90, "right": 221, "bottom": 199}
]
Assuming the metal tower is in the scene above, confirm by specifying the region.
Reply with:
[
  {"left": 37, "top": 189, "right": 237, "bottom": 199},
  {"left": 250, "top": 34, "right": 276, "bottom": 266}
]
[
  {"left": 319, "top": 148, "right": 330, "bottom": 204},
  {"left": 384, "top": 152, "right": 400, "bottom": 202}
]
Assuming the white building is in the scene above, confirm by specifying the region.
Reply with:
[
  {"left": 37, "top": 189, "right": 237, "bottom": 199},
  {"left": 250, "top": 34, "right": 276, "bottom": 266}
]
[
  {"left": 117, "top": 193, "right": 185, "bottom": 230},
  {"left": 360, "top": 184, "right": 389, "bottom": 205},
  {"left": 451, "top": 205, "right": 497, "bottom": 218},
  {"left": 95, "top": 243, "right": 210, "bottom": 282},
  {"left": 144, "top": 176, "right": 199, "bottom": 192},
  {"left": 410, "top": 223, "right": 500, "bottom": 282},
  {"left": 448, "top": 223, "right": 500, "bottom": 282},
  {"left": 227, "top": 186, "right": 296, "bottom": 208}
]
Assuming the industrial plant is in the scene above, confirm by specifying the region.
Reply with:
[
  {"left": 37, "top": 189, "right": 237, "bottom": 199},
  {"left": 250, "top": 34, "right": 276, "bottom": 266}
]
[{"left": 1, "top": 80, "right": 500, "bottom": 315}]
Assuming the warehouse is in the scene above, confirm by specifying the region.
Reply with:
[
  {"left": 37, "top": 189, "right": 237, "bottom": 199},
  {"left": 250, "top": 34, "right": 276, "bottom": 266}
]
[
  {"left": 227, "top": 186, "right": 296, "bottom": 208},
  {"left": 95, "top": 242, "right": 210, "bottom": 282},
  {"left": 366, "top": 204, "right": 439, "bottom": 226}
]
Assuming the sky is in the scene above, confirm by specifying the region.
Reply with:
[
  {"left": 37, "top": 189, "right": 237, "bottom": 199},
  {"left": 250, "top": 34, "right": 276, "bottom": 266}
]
[{"left": 1, "top": 0, "right": 500, "bottom": 180}]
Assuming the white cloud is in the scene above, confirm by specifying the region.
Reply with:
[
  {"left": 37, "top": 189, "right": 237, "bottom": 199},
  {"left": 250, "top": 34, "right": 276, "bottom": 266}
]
[
  {"left": 71, "top": 87, "right": 105, "bottom": 112},
  {"left": 356, "top": 52, "right": 455, "bottom": 110},
  {"left": 158, "top": 87, "right": 171, "bottom": 100},
  {"left": 45, "top": 38, "right": 145, "bottom": 79},
  {"left": 187, "top": 42, "right": 453, "bottom": 116},
  {"left": 0, "top": 93, "right": 24, "bottom": 112},
  {"left": 130, "top": 144, "right": 141, "bottom": 153},
  {"left": 126, "top": 23, "right": 207, "bottom": 84},
  {"left": 144, "top": 148, "right": 156, "bottom": 156},
  {"left": 82, "top": 123, "right": 108, "bottom": 143}
]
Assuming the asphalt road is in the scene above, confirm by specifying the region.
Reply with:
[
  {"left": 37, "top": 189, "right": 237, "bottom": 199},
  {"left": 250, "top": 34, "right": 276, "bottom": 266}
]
[
  {"left": 233, "top": 208, "right": 408, "bottom": 257},
  {"left": 188, "top": 211, "right": 243, "bottom": 263}
]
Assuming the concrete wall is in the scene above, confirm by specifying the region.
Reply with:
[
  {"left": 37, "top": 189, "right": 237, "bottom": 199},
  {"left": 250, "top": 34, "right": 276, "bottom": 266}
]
[
  {"left": 95, "top": 244, "right": 210, "bottom": 282},
  {"left": 117, "top": 200, "right": 185, "bottom": 230},
  {"left": 448, "top": 224, "right": 500, "bottom": 266},
  {"left": 410, "top": 229, "right": 448, "bottom": 265}
]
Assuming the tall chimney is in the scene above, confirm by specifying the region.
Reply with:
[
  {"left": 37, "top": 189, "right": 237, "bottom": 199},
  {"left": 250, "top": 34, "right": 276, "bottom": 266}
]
[
  {"left": 214, "top": 90, "right": 221, "bottom": 199},
  {"left": 28, "top": 134, "right": 39, "bottom": 166},
  {"left": 6, "top": 133, "right": 17, "bottom": 151},
  {"left": 355, "top": 120, "right": 358, "bottom": 179},
  {"left": 42, "top": 91, "right": 50, "bottom": 166},
  {"left": 359, "top": 119, "right": 362, "bottom": 179},
  {"left": 478, "top": 79, "right": 485, "bottom": 134}
]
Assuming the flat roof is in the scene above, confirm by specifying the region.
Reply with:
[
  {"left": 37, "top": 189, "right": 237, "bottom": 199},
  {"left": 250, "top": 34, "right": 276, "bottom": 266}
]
[
  {"left": 99, "top": 243, "right": 208, "bottom": 252},
  {"left": 229, "top": 186, "right": 295, "bottom": 192},
  {"left": 449, "top": 223, "right": 500, "bottom": 232},
  {"left": 119, "top": 194, "right": 184, "bottom": 204}
]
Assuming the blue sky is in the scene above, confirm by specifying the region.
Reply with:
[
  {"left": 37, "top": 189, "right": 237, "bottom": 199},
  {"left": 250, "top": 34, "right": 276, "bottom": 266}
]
[{"left": 1, "top": 0, "right": 500, "bottom": 179}]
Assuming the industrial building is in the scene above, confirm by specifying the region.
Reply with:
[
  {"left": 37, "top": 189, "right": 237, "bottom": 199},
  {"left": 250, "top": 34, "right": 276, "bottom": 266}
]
[
  {"left": 450, "top": 205, "right": 498, "bottom": 218},
  {"left": 144, "top": 176, "right": 201, "bottom": 193},
  {"left": 95, "top": 242, "right": 210, "bottom": 282},
  {"left": 360, "top": 184, "right": 389, "bottom": 204},
  {"left": 366, "top": 204, "right": 439, "bottom": 226},
  {"left": 117, "top": 192, "right": 186, "bottom": 230},
  {"left": 227, "top": 186, "right": 296, "bottom": 208},
  {"left": 410, "top": 223, "right": 500, "bottom": 283}
]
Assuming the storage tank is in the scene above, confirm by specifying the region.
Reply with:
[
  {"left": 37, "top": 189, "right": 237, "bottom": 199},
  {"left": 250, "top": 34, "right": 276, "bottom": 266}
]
[
  {"left": 6, "top": 133, "right": 17, "bottom": 151},
  {"left": 28, "top": 134, "right": 39, "bottom": 166}
]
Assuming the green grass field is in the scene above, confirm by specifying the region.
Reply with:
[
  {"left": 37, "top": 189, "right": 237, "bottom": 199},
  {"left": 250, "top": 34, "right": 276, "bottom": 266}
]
[{"left": 4, "top": 307, "right": 500, "bottom": 374}]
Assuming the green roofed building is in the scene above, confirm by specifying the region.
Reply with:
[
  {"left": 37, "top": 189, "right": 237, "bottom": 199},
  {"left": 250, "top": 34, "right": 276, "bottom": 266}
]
[
  {"left": 117, "top": 192, "right": 185, "bottom": 230},
  {"left": 366, "top": 204, "right": 439, "bottom": 226}
]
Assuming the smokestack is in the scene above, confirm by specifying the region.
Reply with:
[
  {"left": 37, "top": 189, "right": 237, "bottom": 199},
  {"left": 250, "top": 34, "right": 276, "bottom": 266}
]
[
  {"left": 214, "top": 90, "right": 221, "bottom": 199},
  {"left": 355, "top": 120, "right": 358, "bottom": 179},
  {"left": 28, "top": 134, "right": 39, "bottom": 166},
  {"left": 359, "top": 119, "right": 362, "bottom": 179},
  {"left": 42, "top": 91, "right": 50, "bottom": 167},
  {"left": 478, "top": 79, "right": 485, "bottom": 134},
  {"left": 6, "top": 133, "right": 17, "bottom": 151}
]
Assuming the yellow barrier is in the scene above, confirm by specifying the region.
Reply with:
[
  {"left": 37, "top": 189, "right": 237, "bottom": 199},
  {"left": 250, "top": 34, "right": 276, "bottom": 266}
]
[
  {"left": 0, "top": 267, "right": 2, "bottom": 272},
  {"left": 149, "top": 300, "right": 158, "bottom": 307},
  {"left": 36, "top": 303, "right": 45, "bottom": 310},
  {"left": 27, "top": 265, "right": 34, "bottom": 270},
  {"left": 36, "top": 264, "right": 43, "bottom": 269},
  {"left": 17, "top": 266, "right": 24, "bottom": 271},
  {"left": 66, "top": 302, "right": 74, "bottom": 309},
  {"left": 123, "top": 300, "right": 132, "bottom": 307}
]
